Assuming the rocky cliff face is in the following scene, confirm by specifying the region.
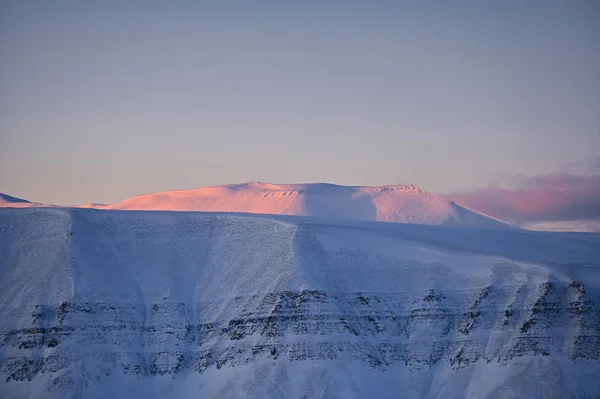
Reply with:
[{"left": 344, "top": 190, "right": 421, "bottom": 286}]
[{"left": 1, "top": 208, "right": 599, "bottom": 398}]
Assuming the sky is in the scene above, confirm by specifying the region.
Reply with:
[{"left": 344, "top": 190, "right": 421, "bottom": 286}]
[{"left": 1, "top": 1, "right": 599, "bottom": 221}]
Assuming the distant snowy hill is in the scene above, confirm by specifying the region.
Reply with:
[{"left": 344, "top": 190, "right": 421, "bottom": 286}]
[
  {"left": 0, "top": 208, "right": 598, "bottom": 398},
  {"left": 83, "top": 182, "right": 512, "bottom": 229},
  {"left": 0, "top": 193, "right": 40, "bottom": 208}
]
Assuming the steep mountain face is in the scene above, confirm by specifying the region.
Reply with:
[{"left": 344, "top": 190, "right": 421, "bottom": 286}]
[
  {"left": 1, "top": 208, "right": 598, "bottom": 398},
  {"left": 87, "top": 182, "right": 511, "bottom": 229}
]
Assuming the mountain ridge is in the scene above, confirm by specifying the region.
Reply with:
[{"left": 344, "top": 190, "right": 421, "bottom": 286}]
[
  {"left": 0, "top": 182, "right": 508, "bottom": 229},
  {"left": 0, "top": 183, "right": 513, "bottom": 229}
]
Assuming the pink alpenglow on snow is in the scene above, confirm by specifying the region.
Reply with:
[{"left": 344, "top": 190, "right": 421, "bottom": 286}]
[
  {"left": 1, "top": 183, "right": 511, "bottom": 229},
  {"left": 0, "top": 193, "right": 44, "bottom": 208},
  {"left": 88, "top": 182, "right": 511, "bottom": 229}
]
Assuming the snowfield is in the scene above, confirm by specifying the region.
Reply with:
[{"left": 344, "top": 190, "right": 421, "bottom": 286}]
[{"left": 0, "top": 207, "right": 599, "bottom": 398}]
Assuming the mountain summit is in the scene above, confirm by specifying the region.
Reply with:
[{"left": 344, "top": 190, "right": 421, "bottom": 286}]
[
  {"left": 0, "top": 183, "right": 512, "bottom": 229},
  {"left": 93, "top": 182, "right": 511, "bottom": 229}
]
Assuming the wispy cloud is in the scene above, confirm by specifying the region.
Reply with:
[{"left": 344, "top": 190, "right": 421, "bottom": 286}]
[
  {"left": 449, "top": 158, "right": 600, "bottom": 229},
  {"left": 588, "top": 157, "right": 600, "bottom": 174}
]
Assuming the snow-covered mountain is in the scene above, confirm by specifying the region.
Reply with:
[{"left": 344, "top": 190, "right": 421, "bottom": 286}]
[
  {"left": 77, "top": 182, "right": 510, "bottom": 229},
  {"left": 0, "top": 193, "right": 42, "bottom": 208},
  {"left": 1, "top": 207, "right": 598, "bottom": 398}
]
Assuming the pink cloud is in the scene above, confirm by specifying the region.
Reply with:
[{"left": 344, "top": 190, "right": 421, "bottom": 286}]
[{"left": 449, "top": 172, "right": 600, "bottom": 225}]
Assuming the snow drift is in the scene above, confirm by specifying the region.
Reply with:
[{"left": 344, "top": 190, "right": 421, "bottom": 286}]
[{"left": 0, "top": 208, "right": 598, "bottom": 398}]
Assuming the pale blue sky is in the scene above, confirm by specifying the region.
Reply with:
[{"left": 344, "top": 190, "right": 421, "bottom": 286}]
[{"left": 1, "top": 1, "right": 599, "bottom": 204}]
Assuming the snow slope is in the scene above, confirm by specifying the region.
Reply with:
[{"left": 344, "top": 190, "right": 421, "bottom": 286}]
[
  {"left": 0, "top": 193, "right": 43, "bottom": 208},
  {"left": 86, "top": 182, "right": 512, "bottom": 229},
  {"left": 0, "top": 208, "right": 598, "bottom": 398}
]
